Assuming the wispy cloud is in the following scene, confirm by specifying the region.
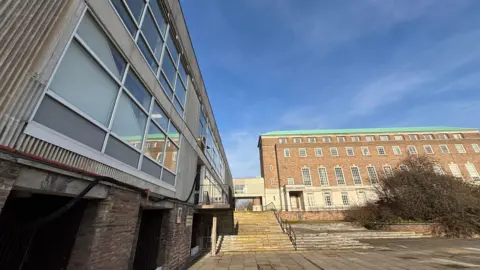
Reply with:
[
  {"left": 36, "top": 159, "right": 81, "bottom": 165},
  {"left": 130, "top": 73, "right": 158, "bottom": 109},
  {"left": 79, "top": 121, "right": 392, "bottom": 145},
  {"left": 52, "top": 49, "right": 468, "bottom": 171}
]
[{"left": 222, "top": 131, "right": 260, "bottom": 178}]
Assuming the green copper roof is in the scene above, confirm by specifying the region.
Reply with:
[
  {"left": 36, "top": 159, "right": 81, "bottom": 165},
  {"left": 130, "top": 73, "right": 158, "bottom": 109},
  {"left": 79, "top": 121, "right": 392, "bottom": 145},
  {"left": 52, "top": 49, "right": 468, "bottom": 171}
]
[{"left": 261, "top": 127, "right": 478, "bottom": 136}]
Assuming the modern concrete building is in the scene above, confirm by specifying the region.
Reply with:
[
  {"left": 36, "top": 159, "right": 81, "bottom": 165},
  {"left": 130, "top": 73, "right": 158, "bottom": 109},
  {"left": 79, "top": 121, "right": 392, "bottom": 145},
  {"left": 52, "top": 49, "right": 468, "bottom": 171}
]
[
  {"left": 0, "top": 0, "right": 232, "bottom": 269},
  {"left": 257, "top": 127, "right": 480, "bottom": 212}
]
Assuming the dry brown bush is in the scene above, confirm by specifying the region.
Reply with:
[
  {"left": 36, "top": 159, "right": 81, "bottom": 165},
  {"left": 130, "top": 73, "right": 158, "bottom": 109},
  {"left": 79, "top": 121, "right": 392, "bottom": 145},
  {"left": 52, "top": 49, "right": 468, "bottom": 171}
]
[{"left": 346, "top": 156, "right": 480, "bottom": 237}]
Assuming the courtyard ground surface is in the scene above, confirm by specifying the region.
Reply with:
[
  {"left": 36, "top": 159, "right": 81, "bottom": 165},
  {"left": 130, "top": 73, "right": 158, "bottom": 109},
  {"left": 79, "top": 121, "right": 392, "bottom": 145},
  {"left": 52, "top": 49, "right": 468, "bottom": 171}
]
[{"left": 189, "top": 238, "right": 480, "bottom": 269}]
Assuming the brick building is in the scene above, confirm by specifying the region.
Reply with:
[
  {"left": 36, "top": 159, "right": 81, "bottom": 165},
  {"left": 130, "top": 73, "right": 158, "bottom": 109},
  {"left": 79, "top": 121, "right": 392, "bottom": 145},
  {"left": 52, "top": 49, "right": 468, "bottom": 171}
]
[
  {"left": 259, "top": 127, "right": 480, "bottom": 212},
  {"left": 0, "top": 0, "right": 233, "bottom": 269}
]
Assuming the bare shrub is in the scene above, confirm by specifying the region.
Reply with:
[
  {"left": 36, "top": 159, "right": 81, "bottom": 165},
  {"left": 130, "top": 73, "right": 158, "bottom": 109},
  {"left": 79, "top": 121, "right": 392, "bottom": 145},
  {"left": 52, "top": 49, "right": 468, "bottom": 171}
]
[{"left": 347, "top": 156, "right": 480, "bottom": 237}]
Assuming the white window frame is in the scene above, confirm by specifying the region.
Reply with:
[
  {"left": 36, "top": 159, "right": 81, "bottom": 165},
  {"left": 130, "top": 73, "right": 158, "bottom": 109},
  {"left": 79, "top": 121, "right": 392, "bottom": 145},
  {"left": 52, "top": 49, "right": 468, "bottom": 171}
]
[
  {"left": 299, "top": 148, "right": 307, "bottom": 157},
  {"left": 365, "top": 135, "right": 375, "bottom": 142},
  {"left": 472, "top": 144, "right": 480, "bottom": 153},
  {"left": 287, "top": 178, "right": 295, "bottom": 185},
  {"left": 284, "top": 148, "right": 291, "bottom": 157},
  {"left": 423, "top": 145, "right": 434, "bottom": 154},
  {"left": 377, "top": 146, "right": 386, "bottom": 155},
  {"left": 440, "top": 144, "right": 450, "bottom": 153},
  {"left": 408, "top": 134, "right": 419, "bottom": 140},
  {"left": 433, "top": 164, "right": 444, "bottom": 175},
  {"left": 323, "top": 136, "right": 332, "bottom": 143},
  {"left": 453, "top": 133, "right": 463, "bottom": 139},
  {"left": 366, "top": 166, "right": 378, "bottom": 184},
  {"left": 330, "top": 147, "right": 339, "bottom": 157},
  {"left": 423, "top": 134, "right": 433, "bottom": 140},
  {"left": 449, "top": 163, "right": 463, "bottom": 180},
  {"left": 314, "top": 148, "right": 323, "bottom": 157},
  {"left": 455, "top": 144, "right": 466, "bottom": 154},
  {"left": 346, "top": 147, "right": 355, "bottom": 156},
  {"left": 307, "top": 137, "right": 317, "bottom": 143},
  {"left": 323, "top": 192, "right": 332, "bottom": 207},
  {"left": 439, "top": 133, "right": 449, "bottom": 140},
  {"left": 293, "top": 137, "right": 302, "bottom": 143},
  {"left": 399, "top": 164, "right": 409, "bottom": 171},
  {"left": 341, "top": 192, "right": 349, "bottom": 206},
  {"left": 394, "top": 135, "right": 404, "bottom": 141},
  {"left": 380, "top": 135, "right": 389, "bottom": 141},
  {"left": 279, "top": 138, "right": 287, "bottom": 144},
  {"left": 392, "top": 146, "right": 402, "bottom": 155},
  {"left": 361, "top": 146, "right": 370, "bottom": 156},
  {"left": 318, "top": 167, "right": 329, "bottom": 186},
  {"left": 465, "top": 163, "right": 480, "bottom": 181},
  {"left": 301, "top": 167, "right": 312, "bottom": 186},
  {"left": 351, "top": 136, "right": 360, "bottom": 142},
  {"left": 408, "top": 145, "right": 418, "bottom": 154},
  {"left": 337, "top": 136, "right": 346, "bottom": 142},
  {"left": 383, "top": 165, "right": 394, "bottom": 177},
  {"left": 271, "top": 178, "right": 276, "bottom": 185},
  {"left": 350, "top": 166, "right": 362, "bottom": 185},
  {"left": 334, "top": 166, "right": 346, "bottom": 185}
]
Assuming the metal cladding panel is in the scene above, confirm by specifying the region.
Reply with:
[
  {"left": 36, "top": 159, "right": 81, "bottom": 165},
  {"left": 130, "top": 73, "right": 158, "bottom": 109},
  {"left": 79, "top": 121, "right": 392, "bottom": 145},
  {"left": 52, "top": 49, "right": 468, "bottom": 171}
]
[
  {"left": 0, "top": 0, "right": 75, "bottom": 147},
  {"left": 174, "top": 137, "right": 198, "bottom": 201},
  {"left": 17, "top": 135, "right": 175, "bottom": 197},
  {"left": 183, "top": 77, "right": 200, "bottom": 139}
]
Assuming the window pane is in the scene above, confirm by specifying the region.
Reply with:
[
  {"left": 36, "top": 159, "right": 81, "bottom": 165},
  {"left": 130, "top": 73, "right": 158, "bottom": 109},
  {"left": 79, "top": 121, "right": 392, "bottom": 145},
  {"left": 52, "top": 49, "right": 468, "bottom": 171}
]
[
  {"left": 151, "top": 102, "right": 169, "bottom": 130},
  {"left": 125, "top": 0, "right": 144, "bottom": 21},
  {"left": 159, "top": 72, "right": 174, "bottom": 98},
  {"left": 149, "top": 0, "right": 167, "bottom": 35},
  {"left": 77, "top": 13, "right": 126, "bottom": 79},
  {"left": 125, "top": 70, "right": 151, "bottom": 109},
  {"left": 111, "top": 93, "right": 147, "bottom": 149},
  {"left": 105, "top": 136, "right": 140, "bottom": 167},
  {"left": 50, "top": 42, "right": 118, "bottom": 125},
  {"left": 174, "top": 77, "right": 186, "bottom": 106},
  {"left": 166, "top": 32, "right": 179, "bottom": 64},
  {"left": 137, "top": 36, "right": 158, "bottom": 71},
  {"left": 164, "top": 139, "right": 178, "bottom": 172},
  {"left": 173, "top": 97, "right": 183, "bottom": 116},
  {"left": 141, "top": 156, "right": 162, "bottom": 178},
  {"left": 161, "top": 53, "right": 176, "bottom": 85},
  {"left": 111, "top": 0, "right": 136, "bottom": 35},
  {"left": 179, "top": 60, "right": 188, "bottom": 84},
  {"left": 34, "top": 96, "right": 106, "bottom": 150},
  {"left": 168, "top": 123, "right": 180, "bottom": 145},
  {"left": 141, "top": 10, "right": 163, "bottom": 60},
  {"left": 161, "top": 168, "right": 175, "bottom": 185},
  {"left": 143, "top": 121, "right": 166, "bottom": 163}
]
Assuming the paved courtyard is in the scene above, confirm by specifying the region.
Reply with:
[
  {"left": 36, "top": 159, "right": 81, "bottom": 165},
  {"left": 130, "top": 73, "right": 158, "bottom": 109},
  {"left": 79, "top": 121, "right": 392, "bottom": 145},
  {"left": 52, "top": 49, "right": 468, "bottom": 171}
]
[{"left": 189, "top": 238, "right": 480, "bottom": 269}]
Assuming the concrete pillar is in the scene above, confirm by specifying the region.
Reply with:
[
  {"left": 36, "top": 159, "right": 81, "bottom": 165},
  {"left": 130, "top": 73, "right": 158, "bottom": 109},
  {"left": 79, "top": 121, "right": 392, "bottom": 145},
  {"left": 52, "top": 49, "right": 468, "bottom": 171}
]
[
  {"left": 211, "top": 215, "right": 217, "bottom": 256},
  {"left": 0, "top": 161, "right": 20, "bottom": 214},
  {"left": 67, "top": 188, "right": 141, "bottom": 270},
  {"left": 286, "top": 191, "right": 292, "bottom": 211},
  {"left": 302, "top": 191, "right": 309, "bottom": 211}
]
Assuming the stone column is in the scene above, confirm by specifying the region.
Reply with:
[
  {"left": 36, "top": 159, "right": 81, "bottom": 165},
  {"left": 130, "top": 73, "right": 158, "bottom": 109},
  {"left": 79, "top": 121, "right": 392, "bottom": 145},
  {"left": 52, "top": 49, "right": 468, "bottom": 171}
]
[
  {"left": 285, "top": 191, "right": 292, "bottom": 211},
  {"left": 302, "top": 191, "right": 309, "bottom": 211},
  {"left": 211, "top": 215, "right": 217, "bottom": 256}
]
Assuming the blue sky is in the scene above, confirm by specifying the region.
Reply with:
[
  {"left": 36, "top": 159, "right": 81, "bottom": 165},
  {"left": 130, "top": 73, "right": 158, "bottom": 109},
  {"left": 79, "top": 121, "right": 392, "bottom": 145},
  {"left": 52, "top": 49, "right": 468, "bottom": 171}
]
[{"left": 181, "top": 0, "right": 480, "bottom": 178}]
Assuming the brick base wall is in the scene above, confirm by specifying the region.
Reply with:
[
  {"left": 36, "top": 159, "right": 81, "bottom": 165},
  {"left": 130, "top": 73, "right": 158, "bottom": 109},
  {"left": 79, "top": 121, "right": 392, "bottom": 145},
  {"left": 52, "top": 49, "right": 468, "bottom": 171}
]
[
  {"left": 280, "top": 210, "right": 346, "bottom": 221},
  {"left": 67, "top": 187, "right": 141, "bottom": 270},
  {"left": 385, "top": 224, "right": 435, "bottom": 235},
  {"left": 160, "top": 204, "right": 194, "bottom": 270}
]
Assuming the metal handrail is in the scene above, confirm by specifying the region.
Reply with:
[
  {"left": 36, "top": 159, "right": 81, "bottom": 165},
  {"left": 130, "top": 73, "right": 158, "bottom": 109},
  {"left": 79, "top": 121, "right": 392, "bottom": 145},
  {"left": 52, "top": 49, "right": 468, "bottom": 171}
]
[
  {"left": 263, "top": 203, "right": 297, "bottom": 249},
  {"left": 264, "top": 202, "right": 285, "bottom": 233}
]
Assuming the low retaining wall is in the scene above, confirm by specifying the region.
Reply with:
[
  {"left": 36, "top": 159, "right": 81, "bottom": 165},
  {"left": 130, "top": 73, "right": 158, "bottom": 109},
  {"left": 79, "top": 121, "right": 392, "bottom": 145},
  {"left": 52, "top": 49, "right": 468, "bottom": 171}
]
[
  {"left": 384, "top": 223, "right": 435, "bottom": 235},
  {"left": 280, "top": 211, "right": 346, "bottom": 221}
]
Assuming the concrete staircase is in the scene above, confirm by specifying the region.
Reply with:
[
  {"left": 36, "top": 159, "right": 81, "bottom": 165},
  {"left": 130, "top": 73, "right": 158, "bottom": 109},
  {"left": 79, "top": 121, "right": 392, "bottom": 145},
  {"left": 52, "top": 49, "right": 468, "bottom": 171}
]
[
  {"left": 295, "top": 227, "right": 429, "bottom": 250},
  {"left": 216, "top": 212, "right": 294, "bottom": 253}
]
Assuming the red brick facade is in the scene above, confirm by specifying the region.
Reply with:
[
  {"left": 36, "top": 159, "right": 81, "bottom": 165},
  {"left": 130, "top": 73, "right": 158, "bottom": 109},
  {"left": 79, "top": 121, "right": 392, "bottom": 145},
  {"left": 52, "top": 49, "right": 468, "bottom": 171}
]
[{"left": 260, "top": 130, "right": 480, "bottom": 189}]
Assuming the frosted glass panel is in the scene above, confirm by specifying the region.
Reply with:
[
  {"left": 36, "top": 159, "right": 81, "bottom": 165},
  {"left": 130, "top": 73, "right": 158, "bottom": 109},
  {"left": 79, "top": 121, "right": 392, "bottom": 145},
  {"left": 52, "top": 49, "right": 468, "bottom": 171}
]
[{"left": 49, "top": 42, "right": 118, "bottom": 125}]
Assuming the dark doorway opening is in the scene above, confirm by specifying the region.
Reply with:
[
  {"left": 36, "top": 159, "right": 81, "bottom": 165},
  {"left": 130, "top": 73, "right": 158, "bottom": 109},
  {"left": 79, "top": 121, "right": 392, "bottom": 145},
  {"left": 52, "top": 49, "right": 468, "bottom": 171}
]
[
  {"left": 133, "top": 209, "right": 164, "bottom": 270},
  {"left": 0, "top": 191, "right": 87, "bottom": 270}
]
